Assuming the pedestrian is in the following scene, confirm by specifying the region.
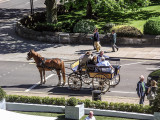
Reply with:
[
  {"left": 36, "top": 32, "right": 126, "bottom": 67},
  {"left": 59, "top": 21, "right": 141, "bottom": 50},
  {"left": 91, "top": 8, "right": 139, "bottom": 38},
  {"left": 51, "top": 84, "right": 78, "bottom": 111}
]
[
  {"left": 110, "top": 30, "right": 118, "bottom": 52},
  {"left": 97, "top": 51, "right": 109, "bottom": 63},
  {"left": 147, "top": 80, "right": 157, "bottom": 106},
  {"left": 84, "top": 111, "right": 96, "bottom": 120},
  {"left": 93, "top": 28, "right": 101, "bottom": 52},
  {"left": 136, "top": 75, "right": 148, "bottom": 104}
]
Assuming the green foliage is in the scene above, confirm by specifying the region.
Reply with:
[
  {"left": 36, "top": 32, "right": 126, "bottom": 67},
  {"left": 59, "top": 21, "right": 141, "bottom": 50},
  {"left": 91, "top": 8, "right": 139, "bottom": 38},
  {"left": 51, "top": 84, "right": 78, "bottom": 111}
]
[
  {"left": 0, "top": 87, "right": 6, "bottom": 101},
  {"left": 111, "top": 25, "right": 143, "bottom": 37},
  {"left": 6, "top": 95, "right": 152, "bottom": 114},
  {"left": 20, "top": 12, "right": 46, "bottom": 28},
  {"left": 144, "top": 17, "right": 160, "bottom": 35},
  {"left": 66, "top": 97, "right": 78, "bottom": 106},
  {"left": 102, "top": 23, "right": 115, "bottom": 33},
  {"left": 73, "top": 20, "right": 95, "bottom": 33},
  {"left": 152, "top": 79, "right": 160, "bottom": 112},
  {"left": 33, "top": 22, "right": 62, "bottom": 32}
]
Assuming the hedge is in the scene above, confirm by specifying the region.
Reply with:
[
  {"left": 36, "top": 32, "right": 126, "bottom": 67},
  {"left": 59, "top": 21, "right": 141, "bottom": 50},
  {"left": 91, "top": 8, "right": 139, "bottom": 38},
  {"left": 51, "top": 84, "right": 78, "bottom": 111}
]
[
  {"left": 0, "top": 87, "right": 6, "bottom": 101},
  {"left": 6, "top": 95, "right": 152, "bottom": 114},
  {"left": 144, "top": 17, "right": 160, "bottom": 35},
  {"left": 111, "top": 25, "right": 143, "bottom": 38}
]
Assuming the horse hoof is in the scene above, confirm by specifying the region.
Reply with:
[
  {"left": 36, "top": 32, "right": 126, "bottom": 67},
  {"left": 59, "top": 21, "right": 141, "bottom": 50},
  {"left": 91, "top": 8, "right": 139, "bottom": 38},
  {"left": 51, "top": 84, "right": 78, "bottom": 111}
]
[
  {"left": 43, "top": 81, "right": 46, "bottom": 84},
  {"left": 57, "top": 84, "right": 61, "bottom": 86},
  {"left": 62, "top": 83, "right": 66, "bottom": 86}
]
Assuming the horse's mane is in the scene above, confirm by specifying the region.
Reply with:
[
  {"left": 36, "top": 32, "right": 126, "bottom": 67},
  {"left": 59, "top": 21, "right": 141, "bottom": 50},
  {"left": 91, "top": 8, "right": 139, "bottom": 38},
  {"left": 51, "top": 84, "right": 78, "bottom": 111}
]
[{"left": 31, "top": 50, "right": 42, "bottom": 58}]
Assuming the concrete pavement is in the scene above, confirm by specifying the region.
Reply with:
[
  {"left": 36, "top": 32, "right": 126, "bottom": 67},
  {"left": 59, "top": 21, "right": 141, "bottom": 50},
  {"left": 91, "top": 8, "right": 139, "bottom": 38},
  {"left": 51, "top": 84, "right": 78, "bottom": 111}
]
[{"left": 0, "top": 44, "right": 160, "bottom": 62}]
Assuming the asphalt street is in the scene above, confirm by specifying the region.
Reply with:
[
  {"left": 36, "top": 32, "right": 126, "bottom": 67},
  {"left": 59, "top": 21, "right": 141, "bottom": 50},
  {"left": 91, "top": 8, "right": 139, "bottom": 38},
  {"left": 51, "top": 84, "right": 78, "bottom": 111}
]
[{"left": 0, "top": 59, "right": 160, "bottom": 98}]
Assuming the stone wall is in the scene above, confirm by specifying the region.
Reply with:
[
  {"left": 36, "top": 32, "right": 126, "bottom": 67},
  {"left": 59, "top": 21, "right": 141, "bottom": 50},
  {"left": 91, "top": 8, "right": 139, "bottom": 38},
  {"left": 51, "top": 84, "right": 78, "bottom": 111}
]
[{"left": 15, "top": 22, "right": 160, "bottom": 45}]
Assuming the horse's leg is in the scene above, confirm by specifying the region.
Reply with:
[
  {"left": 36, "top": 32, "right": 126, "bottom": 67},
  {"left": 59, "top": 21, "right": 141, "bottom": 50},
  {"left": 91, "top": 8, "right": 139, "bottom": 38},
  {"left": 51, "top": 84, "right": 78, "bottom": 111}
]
[
  {"left": 56, "top": 70, "right": 61, "bottom": 86},
  {"left": 39, "top": 69, "right": 43, "bottom": 85},
  {"left": 61, "top": 61, "right": 66, "bottom": 86},
  {"left": 43, "top": 69, "right": 46, "bottom": 84}
]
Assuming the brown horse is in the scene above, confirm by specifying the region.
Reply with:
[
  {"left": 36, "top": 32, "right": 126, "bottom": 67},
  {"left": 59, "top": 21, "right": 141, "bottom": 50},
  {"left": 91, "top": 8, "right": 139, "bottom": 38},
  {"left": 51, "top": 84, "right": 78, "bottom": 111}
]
[{"left": 26, "top": 49, "right": 66, "bottom": 86}]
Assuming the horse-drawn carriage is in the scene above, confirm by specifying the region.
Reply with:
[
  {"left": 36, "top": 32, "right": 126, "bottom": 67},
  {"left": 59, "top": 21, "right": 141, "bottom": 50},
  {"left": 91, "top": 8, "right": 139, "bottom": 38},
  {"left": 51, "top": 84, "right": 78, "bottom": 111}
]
[
  {"left": 27, "top": 50, "right": 121, "bottom": 94},
  {"left": 68, "top": 58, "right": 121, "bottom": 93}
]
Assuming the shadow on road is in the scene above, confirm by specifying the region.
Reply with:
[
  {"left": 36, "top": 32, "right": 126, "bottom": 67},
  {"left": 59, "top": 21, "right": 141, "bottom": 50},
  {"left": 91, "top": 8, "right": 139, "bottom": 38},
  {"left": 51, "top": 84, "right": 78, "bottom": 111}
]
[
  {"left": 48, "top": 87, "right": 92, "bottom": 96},
  {"left": 0, "top": 8, "right": 66, "bottom": 55}
]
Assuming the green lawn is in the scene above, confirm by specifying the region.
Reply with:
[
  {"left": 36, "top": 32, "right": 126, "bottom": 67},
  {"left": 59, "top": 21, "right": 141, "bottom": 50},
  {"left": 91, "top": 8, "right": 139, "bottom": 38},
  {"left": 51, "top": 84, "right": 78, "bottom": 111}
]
[
  {"left": 16, "top": 111, "right": 138, "bottom": 120},
  {"left": 58, "top": 4, "right": 160, "bottom": 33}
]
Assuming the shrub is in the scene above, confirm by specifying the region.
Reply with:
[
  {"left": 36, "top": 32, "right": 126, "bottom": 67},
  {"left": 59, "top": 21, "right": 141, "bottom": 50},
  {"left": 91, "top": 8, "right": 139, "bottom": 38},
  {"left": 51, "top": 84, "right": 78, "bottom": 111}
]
[
  {"left": 102, "top": 23, "right": 115, "bottom": 33},
  {"left": 33, "top": 22, "right": 62, "bottom": 32},
  {"left": 73, "top": 20, "right": 96, "bottom": 34},
  {"left": 20, "top": 12, "right": 46, "bottom": 28},
  {"left": 144, "top": 17, "right": 160, "bottom": 35},
  {"left": 0, "top": 87, "right": 6, "bottom": 101},
  {"left": 6, "top": 95, "right": 152, "bottom": 114},
  {"left": 66, "top": 97, "right": 78, "bottom": 106},
  {"left": 111, "top": 25, "right": 143, "bottom": 38}
]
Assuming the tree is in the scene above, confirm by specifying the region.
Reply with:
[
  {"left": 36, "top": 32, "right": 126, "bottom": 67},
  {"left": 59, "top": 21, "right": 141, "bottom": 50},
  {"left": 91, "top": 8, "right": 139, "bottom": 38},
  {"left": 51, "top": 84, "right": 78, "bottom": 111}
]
[
  {"left": 44, "top": 0, "right": 57, "bottom": 23},
  {"left": 61, "top": 0, "right": 150, "bottom": 18}
]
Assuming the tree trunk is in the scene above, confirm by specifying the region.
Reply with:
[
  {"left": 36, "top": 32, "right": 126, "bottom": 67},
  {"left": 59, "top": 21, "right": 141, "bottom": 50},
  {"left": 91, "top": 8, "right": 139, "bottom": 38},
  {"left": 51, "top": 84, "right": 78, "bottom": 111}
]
[
  {"left": 45, "top": 0, "right": 57, "bottom": 23},
  {"left": 86, "top": 1, "right": 92, "bottom": 18}
]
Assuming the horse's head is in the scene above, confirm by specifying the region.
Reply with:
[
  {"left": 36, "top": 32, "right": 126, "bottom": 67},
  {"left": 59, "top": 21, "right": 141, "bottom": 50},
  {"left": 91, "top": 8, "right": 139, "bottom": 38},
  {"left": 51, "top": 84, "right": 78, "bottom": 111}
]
[{"left": 27, "top": 50, "right": 34, "bottom": 60}]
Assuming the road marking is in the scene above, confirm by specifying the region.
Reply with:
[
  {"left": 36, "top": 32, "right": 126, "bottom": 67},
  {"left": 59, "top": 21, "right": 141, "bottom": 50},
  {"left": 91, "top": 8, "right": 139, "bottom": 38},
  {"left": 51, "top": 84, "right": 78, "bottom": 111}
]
[
  {"left": 146, "top": 68, "right": 160, "bottom": 70},
  {"left": 25, "top": 74, "right": 55, "bottom": 92},
  {"left": 110, "top": 91, "right": 136, "bottom": 94},
  {"left": 121, "top": 61, "right": 146, "bottom": 66},
  {"left": 25, "top": 0, "right": 37, "bottom": 5},
  {"left": 0, "top": 0, "right": 10, "bottom": 3}
]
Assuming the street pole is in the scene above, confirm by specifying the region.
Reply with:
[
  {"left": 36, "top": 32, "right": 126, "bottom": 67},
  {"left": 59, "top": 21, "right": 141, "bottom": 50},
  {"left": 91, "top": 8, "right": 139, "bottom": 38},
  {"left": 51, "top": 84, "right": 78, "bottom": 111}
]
[{"left": 30, "top": 0, "right": 34, "bottom": 14}]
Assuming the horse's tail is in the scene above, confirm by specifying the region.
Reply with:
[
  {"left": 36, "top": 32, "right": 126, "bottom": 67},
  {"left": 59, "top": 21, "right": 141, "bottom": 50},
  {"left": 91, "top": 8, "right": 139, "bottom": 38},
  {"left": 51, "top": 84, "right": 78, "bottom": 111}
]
[{"left": 61, "top": 61, "right": 66, "bottom": 85}]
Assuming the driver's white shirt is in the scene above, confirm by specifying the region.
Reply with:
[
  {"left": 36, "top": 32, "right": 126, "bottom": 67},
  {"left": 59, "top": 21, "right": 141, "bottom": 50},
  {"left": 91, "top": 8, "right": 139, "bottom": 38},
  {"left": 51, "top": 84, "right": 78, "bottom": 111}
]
[
  {"left": 84, "top": 116, "right": 96, "bottom": 120},
  {"left": 96, "top": 60, "right": 111, "bottom": 72}
]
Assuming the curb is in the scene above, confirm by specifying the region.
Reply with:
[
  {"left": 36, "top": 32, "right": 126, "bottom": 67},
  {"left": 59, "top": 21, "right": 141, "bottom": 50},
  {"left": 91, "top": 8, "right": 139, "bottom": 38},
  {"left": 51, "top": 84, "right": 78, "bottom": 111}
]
[{"left": 6, "top": 102, "right": 154, "bottom": 120}]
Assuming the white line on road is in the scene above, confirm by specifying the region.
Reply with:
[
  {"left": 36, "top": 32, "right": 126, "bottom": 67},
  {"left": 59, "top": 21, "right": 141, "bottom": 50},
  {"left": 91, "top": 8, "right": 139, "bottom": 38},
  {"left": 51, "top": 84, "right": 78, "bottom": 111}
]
[
  {"left": 146, "top": 68, "right": 160, "bottom": 70},
  {"left": 25, "top": 74, "right": 55, "bottom": 92},
  {"left": 121, "top": 61, "right": 146, "bottom": 66},
  {"left": 25, "top": 0, "right": 37, "bottom": 5},
  {"left": 110, "top": 91, "right": 136, "bottom": 94},
  {"left": 0, "top": 0, "right": 10, "bottom": 4}
]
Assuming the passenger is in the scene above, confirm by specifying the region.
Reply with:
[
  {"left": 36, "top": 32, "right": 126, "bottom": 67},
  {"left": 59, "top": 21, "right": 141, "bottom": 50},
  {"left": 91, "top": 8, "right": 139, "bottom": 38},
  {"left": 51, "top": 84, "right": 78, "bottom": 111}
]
[
  {"left": 96, "top": 57, "right": 113, "bottom": 73},
  {"left": 88, "top": 56, "right": 97, "bottom": 65},
  {"left": 79, "top": 51, "right": 93, "bottom": 68},
  {"left": 97, "top": 51, "right": 109, "bottom": 63},
  {"left": 87, "top": 56, "right": 97, "bottom": 72}
]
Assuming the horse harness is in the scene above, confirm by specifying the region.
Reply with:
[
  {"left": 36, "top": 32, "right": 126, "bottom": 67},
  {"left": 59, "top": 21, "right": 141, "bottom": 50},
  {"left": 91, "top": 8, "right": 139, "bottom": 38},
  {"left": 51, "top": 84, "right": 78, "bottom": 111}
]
[{"left": 37, "top": 57, "right": 62, "bottom": 71}]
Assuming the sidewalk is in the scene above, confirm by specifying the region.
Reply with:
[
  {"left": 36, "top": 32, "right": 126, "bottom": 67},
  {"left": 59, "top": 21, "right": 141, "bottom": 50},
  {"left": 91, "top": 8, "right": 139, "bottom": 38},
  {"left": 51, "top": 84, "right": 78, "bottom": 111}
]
[{"left": 0, "top": 45, "right": 160, "bottom": 62}]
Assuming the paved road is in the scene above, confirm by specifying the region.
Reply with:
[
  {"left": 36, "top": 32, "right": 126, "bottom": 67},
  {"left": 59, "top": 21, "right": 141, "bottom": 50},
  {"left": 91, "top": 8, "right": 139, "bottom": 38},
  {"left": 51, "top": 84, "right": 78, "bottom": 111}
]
[
  {"left": 1, "top": 59, "right": 160, "bottom": 98},
  {"left": 0, "top": 0, "right": 45, "bottom": 9}
]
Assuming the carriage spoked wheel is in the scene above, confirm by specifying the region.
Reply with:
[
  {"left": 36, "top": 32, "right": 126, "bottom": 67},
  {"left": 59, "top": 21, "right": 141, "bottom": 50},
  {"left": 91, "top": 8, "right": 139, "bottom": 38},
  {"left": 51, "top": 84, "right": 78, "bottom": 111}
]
[
  {"left": 68, "top": 73, "right": 82, "bottom": 90},
  {"left": 81, "top": 73, "right": 92, "bottom": 85},
  {"left": 110, "top": 74, "right": 120, "bottom": 86},
  {"left": 92, "top": 74, "right": 110, "bottom": 93}
]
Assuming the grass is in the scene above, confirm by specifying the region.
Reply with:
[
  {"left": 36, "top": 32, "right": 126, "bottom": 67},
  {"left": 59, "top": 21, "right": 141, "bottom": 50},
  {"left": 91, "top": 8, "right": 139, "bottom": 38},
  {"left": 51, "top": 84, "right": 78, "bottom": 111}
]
[
  {"left": 57, "top": 4, "right": 160, "bottom": 33},
  {"left": 16, "top": 111, "right": 138, "bottom": 120}
]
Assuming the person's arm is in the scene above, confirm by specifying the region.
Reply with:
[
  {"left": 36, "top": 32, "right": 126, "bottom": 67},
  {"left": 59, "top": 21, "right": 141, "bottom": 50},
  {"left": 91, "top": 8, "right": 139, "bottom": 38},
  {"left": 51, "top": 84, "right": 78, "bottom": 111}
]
[
  {"left": 147, "top": 87, "right": 151, "bottom": 94},
  {"left": 137, "top": 83, "right": 141, "bottom": 98}
]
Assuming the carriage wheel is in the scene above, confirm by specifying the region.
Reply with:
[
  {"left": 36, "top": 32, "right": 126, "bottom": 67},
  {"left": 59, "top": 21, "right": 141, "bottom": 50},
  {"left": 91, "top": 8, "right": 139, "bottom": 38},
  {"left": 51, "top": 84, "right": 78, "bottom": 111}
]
[
  {"left": 110, "top": 74, "right": 120, "bottom": 86},
  {"left": 92, "top": 74, "right": 110, "bottom": 93},
  {"left": 68, "top": 73, "right": 82, "bottom": 90},
  {"left": 81, "top": 73, "right": 92, "bottom": 84}
]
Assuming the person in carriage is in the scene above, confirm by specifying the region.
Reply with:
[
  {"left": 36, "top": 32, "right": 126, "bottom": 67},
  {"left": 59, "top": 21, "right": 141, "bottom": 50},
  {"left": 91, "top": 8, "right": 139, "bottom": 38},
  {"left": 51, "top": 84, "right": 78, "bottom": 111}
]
[
  {"left": 97, "top": 51, "right": 109, "bottom": 63},
  {"left": 96, "top": 57, "right": 114, "bottom": 73}
]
